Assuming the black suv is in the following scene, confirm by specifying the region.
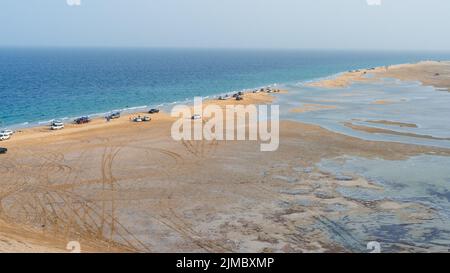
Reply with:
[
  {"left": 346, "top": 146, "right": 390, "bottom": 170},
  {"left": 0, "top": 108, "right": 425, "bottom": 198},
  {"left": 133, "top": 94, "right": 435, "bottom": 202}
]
[
  {"left": 74, "top": 116, "right": 91, "bottom": 124},
  {"left": 0, "top": 147, "right": 7, "bottom": 154},
  {"left": 109, "top": 112, "right": 121, "bottom": 119}
]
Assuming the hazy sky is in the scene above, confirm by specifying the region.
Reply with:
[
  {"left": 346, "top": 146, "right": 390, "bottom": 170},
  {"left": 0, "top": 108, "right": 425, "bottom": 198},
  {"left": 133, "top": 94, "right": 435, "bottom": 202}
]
[{"left": 1, "top": 0, "right": 449, "bottom": 50}]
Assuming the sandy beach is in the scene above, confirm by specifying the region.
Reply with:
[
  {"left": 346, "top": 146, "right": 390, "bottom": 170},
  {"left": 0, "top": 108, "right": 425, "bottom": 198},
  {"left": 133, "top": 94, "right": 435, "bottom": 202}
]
[
  {"left": 1, "top": 62, "right": 450, "bottom": 252},
  {"left": 307, "top": 61, "right": 450, "bottom": 91}
]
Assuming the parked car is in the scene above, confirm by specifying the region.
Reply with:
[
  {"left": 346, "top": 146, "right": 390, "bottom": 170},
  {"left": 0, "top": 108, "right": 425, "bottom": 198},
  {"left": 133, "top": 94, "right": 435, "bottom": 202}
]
[
  {"left": 218, "top": 95, "right": 231, "bottom": 100},
  {"left": 109, "top": 112, "right": 121, "bottom": 119},
  {"left": 0, "top": 133, "right": 11, "bottom": 141},
  {"left": 0, "top": 147, "right": 7, "bottom": 154},
  {"left": 74, "top": 116, "right": 91, "bottom": 124},
  {"left": 191, "top": 114, "right": 202, "bottom": 120},
  {"left": 0, "top": 129, "right": 14, "bottom": 136},
  {"left": 51, "top": 120, "right": 65, "bottom": 130},
  {"left": 148, "top": 109, "right": 160, "bottom": 114}
]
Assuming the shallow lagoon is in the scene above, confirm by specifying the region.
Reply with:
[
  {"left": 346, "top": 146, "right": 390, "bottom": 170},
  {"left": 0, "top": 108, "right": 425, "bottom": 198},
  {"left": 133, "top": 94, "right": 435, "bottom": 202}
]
[
  {"left": 317, "top": 155, "right": 450, "bottom": 252},
  {"left": 276, "top": 79, "right": 450, "bottom": 251},
  {"left": 278, "top": 78, "right": 450, "bottom": 148}
]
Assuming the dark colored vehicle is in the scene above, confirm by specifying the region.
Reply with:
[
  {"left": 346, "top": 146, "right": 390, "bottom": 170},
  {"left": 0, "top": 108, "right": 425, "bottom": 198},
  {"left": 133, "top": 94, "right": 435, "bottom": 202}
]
[
  {"left": 0, "top": 147, "right": 7, "bottom": 154},
  {"left": 74, "top": 116, "right": 91, "bottom": 124},
  {"left": 148, "top": 109, "right": 160, "bottom": 114},
  {"left": 109, "top": 112, "right": 121, "bottom": 119}
]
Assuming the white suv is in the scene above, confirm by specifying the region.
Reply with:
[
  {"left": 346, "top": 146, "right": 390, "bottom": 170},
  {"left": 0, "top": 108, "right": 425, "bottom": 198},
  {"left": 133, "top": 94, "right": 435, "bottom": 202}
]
[
  {"left": 51, "top": 121, "right": 65, "bottom": 130},
  {"left": 0, "top": 133, "right": 10, "bottom": 141},
  {"left": 0, "top": 129, "right": 13, "bottom": 136}
]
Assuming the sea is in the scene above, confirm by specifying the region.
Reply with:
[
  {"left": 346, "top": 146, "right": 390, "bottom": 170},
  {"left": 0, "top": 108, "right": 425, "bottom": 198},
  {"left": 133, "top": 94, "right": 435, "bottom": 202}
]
[{"left": 1, "top": 48, "right": 450, "bottom": 128}]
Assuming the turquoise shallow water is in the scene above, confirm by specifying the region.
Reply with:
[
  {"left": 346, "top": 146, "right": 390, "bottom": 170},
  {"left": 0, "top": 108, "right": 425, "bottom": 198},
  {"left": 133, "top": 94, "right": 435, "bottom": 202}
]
[
  {"left": 1, "top": 48, "right": 450, "bottom": 128},
  {"left": 317, "top": 155, "right": 450, "bottom": 252}
]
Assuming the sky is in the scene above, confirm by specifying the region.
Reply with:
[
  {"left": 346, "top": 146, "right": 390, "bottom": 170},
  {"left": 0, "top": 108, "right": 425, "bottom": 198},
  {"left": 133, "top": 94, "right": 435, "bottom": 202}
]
[{"left": 0, "top": 0, "right": 449, "bottom": 50}]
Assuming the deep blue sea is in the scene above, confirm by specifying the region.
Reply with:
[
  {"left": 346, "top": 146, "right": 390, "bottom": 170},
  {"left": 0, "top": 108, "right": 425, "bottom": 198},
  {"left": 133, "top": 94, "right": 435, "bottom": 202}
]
[{"left": 1, "top": 48, "right": 450, "bottom": 128}]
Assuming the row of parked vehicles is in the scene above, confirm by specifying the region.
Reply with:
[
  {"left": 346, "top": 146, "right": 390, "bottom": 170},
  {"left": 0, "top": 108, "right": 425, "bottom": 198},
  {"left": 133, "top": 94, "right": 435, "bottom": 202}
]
[
  {"left": 132, "top": 109, "right": 160, "bottom": 122},
  {"left": 132, "top": 115, "right": 151, "bottom": 122},
  {"left": 1, "top": 108, "right": 161, "bottom": 141},
  {"left": 217, "top": 87, "right": 280, "bottom": 101}
]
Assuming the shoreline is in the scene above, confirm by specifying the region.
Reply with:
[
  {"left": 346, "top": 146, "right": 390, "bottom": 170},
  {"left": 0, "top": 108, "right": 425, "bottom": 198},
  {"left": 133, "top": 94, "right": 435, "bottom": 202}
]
[
  {"left": 1, "top": 84, "right": 283, "bottom": 131},
  {"left": 2, "top": 60, "right": 448, "bottom": 145},
  {"left": 2, "top": 60, "right": 448, "bottom": 131},
  {"left": 1, "top": 91, "right": 277, "bottom": 146}
]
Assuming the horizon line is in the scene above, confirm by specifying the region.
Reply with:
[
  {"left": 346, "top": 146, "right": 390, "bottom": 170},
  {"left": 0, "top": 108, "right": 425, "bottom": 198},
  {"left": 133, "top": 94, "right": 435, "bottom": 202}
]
[{"left": 1, "top": 45, "right": 450, "bottom": 53}]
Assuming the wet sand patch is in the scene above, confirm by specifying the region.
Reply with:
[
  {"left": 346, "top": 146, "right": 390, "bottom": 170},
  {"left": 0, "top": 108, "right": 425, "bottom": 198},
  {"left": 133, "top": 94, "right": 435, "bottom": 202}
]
[
  {"left": 343, "top": 122, "right": 450, "bottom": 141},
  {"left": 365, "top": 120, "right": 418, "bottom": 128},
  {"left": 290, "top": 103, "right": 337, "bottom": 113},
  {"left": 372, "top": 100, "right": 395, "bottom": 105}
]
